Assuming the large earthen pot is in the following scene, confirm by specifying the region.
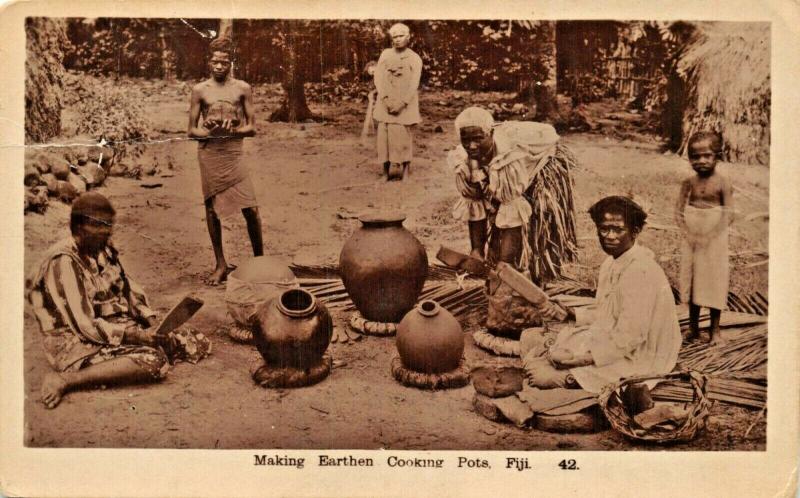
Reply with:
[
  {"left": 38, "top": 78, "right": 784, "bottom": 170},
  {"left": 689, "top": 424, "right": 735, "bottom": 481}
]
[
  {"left": 252, "top": 289, "right": 332, "bottom": 369},
  {"left": 225, "top": 256, "right": 299, "bottom": 327},
  {"left": 339, "top": 213, "right": 428, "bottom": 323},
  {"left": 396, "top": 300, "right": 464, "bottom": 374}
]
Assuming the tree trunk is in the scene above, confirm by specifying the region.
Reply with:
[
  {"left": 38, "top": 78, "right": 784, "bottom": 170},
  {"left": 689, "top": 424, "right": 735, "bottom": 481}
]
[
  {"left": 533, "top": 21, "right": 558, "bottom": 122},
  {"left": 25, "top": 18, "right": 68, "bottom": 144},
  {"left": 270, "top": 24, "right": 317, "bottom": 122},
  {"left": 159, "top": 28, "right": 176, "bottom": 81},
  {"left": 219, "top": 19, "right": 234, "bottom": 78},
  {"left": 664, "top": 70, "right": 686, "bottom": 152},
  {"left": 219, "top": 19, "right": 233, "bottom": 39}
]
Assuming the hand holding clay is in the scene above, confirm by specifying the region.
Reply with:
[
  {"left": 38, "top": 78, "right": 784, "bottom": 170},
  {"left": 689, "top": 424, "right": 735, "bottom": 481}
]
[
  {"left": 540, "top": 302, "right": 570, "bottom": 321},
  {"left": 385, "top": 97, "right": 404, "bottom": 115},
  {"left": 549, "top": 347, "right": 593, "bottom": 368}
]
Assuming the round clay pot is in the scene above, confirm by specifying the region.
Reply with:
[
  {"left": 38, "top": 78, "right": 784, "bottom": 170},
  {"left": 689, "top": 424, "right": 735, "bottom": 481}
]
[
  {"left": 41, "top": 173, "right": 58, "bottom": 194},
  {"left": 67, "top": 172, "right": 87, "bottom": 194},
  {"left": 252, "top": 288, "right": 332, "bottom": 370},
  {"left": 24, "top": 164, "right": 41, "bottom": 187},
  {"left": 339, "top": 213, "right": 428, "bottom": 323},
  {"left": 51, "top": 159, "right": 70, "bottom": 181},
  {"left": 396, "top": 300, "right": 464, "bottom": 374},
  {"left": 225, "top": 256, "right": 299, "bottom": 327},
  {"left": 56, "top": 180, "right": 78, "bottom": 203}
]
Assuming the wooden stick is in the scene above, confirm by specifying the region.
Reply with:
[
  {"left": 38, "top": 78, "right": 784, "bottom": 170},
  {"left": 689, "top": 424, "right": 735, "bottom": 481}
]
[{"left": 360, "top": 90, "right": 376, "bottom": 143}]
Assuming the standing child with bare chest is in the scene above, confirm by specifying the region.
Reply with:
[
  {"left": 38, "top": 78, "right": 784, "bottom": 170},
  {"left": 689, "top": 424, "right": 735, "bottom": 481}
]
[{"left": 676, "top": 131, "right": 734, "bottom": 344}]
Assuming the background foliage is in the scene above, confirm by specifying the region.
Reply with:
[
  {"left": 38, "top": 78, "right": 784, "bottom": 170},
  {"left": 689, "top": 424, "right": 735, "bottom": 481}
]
[{"left": 62, "top": 19, "right": 555, "bottom": 93}]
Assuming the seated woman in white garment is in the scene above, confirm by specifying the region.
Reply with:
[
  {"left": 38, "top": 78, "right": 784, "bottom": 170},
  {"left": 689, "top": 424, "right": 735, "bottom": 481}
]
[{"left": 523, "top": 196, "right": 682, "bottom": 393}]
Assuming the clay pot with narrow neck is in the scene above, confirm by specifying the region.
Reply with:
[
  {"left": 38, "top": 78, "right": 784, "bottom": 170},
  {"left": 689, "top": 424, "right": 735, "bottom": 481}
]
[
  {"left": 252, "top": 289, "right": 332, "bottom": 369},
  {"left": 396, "top": 300, "right": 464, "bottom": 374},
  {"left": 339, "top": 213, "right": 428, "bottom": 323}
]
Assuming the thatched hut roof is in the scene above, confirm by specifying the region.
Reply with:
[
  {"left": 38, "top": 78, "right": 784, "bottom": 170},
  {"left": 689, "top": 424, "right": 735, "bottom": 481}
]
[{"left": 676, "top": 22, "right": 770, "bottom": 165}]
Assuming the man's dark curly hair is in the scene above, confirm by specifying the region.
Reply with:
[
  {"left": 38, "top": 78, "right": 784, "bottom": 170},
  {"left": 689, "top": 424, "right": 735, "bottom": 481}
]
[
  {"left": 588, "top": 195, "right": 647, "bottom": 233},
  {"left": 209, "top": 37, "right": 234, "bottom": 57}
]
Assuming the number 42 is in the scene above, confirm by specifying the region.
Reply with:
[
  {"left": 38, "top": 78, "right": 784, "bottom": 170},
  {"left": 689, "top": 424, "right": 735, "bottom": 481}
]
[{"left": 558, "top": 459, "right": 579, "bottom": 470}]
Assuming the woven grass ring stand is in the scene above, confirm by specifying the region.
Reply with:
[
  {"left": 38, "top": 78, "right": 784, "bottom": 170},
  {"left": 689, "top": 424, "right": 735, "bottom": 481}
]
[
  {"left": 349, "top": 311, "right": 398, "bottom": 336},
  {"left": 390, "top": 357, "right": 470, "bottom": 390},
  {"left": 251, "top": 352, "right": 333, "bottom": 388},
  {"left": 599, "top": 370, "right": 713, "bottom": 443},
  {"left": 472, "top": 329, "right": 521, "bottom": 356}
]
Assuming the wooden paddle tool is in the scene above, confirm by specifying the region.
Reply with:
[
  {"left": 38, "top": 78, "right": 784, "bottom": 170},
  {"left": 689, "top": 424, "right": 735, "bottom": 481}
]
[
  {"left": 436, "top": 246, "right": 492, "bottom": 278},
  {"left": 436, "top": 246, "right": 567, "bottom": 321},
  {"left": 154, "top": 295, "right": 205, "bottom": 336}
]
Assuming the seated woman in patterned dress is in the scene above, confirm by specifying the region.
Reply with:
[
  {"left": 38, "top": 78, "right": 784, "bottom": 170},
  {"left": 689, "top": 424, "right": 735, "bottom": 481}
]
[{"left": 28, "top": 192, "right": 211, "bottom": 408}]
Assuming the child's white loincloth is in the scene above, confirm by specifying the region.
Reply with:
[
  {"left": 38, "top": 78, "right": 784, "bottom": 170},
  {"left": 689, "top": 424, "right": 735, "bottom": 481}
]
[{"left": 680, "top": 205, "right": 730, "bottom": 310}]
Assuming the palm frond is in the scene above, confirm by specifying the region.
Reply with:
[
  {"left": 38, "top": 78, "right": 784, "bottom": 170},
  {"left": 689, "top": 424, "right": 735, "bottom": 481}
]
[{"left": 526, "top": 143, "right": 579, "bottom": 283}]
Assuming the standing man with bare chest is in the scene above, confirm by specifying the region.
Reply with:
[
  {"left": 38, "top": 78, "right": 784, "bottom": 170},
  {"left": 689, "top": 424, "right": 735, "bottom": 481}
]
[{"left": 188, "top": 37, "right": 263, "bottom": 285}]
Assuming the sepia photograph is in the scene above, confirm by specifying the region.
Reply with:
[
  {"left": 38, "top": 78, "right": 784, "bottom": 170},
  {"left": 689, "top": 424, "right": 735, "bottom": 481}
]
[
  {"left": 2, "top": 1, "right": 798, "bottom": 496},
  {"left": 20, "top": 16, "right": 771, "bottom": 451}
]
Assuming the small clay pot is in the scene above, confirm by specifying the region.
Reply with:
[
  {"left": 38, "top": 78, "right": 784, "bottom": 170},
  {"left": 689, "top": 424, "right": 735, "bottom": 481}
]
[
  {"left": 41, "top": 173, "right": 58, "bottom": 194},
  {"left": 396, "top": 300, "right": 464, "bottom": 374},
  {"left": 56, "top": 180, "right": 78, "bottom": 203},
  {"left": 339, "top": 212, "right": 428, "bottom": 323},
  {"left": 67, "top": 172, "right": 87, "bottom": 194},
  {"left": 252, "top": 289, "right": 332, "bottom": 370},
  {"left": 24, "top": 164, "right": 41, "bottom": 187},
  {"left": 88, "top": 145, "right": 115, "bottom": 166},
  {"left": 51, "top": 159, "right": 70, "bottom": 181},
  {"left": 77, "top": 163, "right": 106, "bottom": 187}
]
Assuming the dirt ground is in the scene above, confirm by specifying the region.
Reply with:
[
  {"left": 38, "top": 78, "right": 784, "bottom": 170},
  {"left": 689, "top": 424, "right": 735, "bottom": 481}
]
[{"left": 23, "top": 80, "right": 768, "bottom": 450}]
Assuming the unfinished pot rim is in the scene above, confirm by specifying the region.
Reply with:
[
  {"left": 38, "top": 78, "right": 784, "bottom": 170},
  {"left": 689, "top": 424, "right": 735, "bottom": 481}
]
[{"left": 358, "top": 211, "right": 407, "bottom": 225}]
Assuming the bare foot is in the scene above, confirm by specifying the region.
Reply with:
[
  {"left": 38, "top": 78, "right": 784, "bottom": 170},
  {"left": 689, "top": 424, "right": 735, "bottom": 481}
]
[
  {"left": 682, "top": 329, "right": 699, "bottom": 342},
  {"left": 469, "top": 248, "right": 485, "bottom": 260},
  {"left": 710, "top": 332, "right": 728, "bottom": 346},
  {"left": 205, "top": 265, "right": 234, "bottom": 286},
  {"left": 41, "top": 372, "right": 68, "bottom": 409}
]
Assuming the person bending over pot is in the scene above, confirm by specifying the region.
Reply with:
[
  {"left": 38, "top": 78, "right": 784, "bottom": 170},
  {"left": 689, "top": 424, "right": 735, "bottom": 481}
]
[
  {"left": 27, "top": 192, "right": 211, "bottom": 408},
  {"left": 448, "top": 106, "right": 577, "bottom": 336},
  {"left": 523, "top": 196, "right": 681, "bottom": 393}
]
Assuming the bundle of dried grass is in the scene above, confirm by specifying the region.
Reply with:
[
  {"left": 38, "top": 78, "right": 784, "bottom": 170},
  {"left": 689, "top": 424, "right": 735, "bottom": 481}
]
[
  {"left": 526, "top": 143, "right": 579, "bottom": 283},
  {"left": 675, "top": 22, "right": 770, "bottom": 165}
]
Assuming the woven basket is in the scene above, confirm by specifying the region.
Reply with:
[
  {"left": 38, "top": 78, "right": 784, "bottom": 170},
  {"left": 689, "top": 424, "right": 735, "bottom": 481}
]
[{"left": 599, "top": 371, "right": 713, "bottom": 444}]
